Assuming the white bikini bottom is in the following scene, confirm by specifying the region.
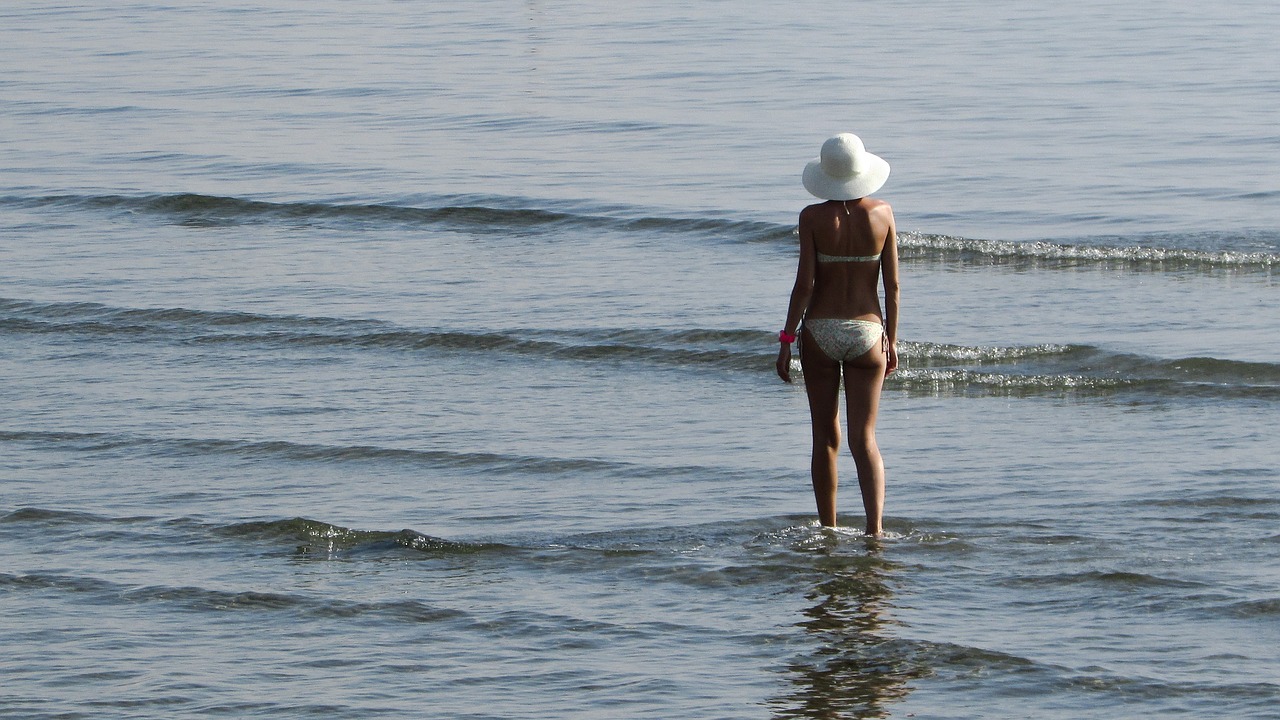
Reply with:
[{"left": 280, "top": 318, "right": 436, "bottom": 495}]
[{"left": 804, "top": 319, "right": 885, "bottom": 362}]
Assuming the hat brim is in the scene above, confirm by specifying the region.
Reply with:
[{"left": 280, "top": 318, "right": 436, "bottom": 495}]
[{"left": 802, "top": 153, "right": 891, "bottom": 201}]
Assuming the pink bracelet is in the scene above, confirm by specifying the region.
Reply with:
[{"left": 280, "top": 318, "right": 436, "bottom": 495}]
[{"left": 779, "top": 330, "right": 797, "bottom": 344}]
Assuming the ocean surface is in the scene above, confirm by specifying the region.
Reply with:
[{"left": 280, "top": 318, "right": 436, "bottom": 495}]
[{"left": 2, "top": 1, "right": 1278, "bottom": 718}]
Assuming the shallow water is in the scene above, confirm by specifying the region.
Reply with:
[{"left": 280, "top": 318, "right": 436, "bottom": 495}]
[{"left": 2, "top": 1, "right": 1279, "bottom": 718}]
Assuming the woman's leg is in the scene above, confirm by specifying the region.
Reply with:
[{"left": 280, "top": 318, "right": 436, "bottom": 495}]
[
  {"left": 799, "top": 329, "right": 843, "bottom": 527},
  {"left": 843, "top": 351, "right": 888, "bottom": 536}
]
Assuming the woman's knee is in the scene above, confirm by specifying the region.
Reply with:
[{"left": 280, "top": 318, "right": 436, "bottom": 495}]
[
  {"left": 814, "top": 415, "right": 844, "bottom": 448},
  {"left": 846, "top": 430, "right": 878, "bottom": 458},
  {"left": 812, "top": 422, "right": 842, "bottom": 452}
]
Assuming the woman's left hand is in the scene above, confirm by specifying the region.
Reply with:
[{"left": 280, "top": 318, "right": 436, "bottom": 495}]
[{"left": 776, "top": 343, "right": 793, "bottom": 383}]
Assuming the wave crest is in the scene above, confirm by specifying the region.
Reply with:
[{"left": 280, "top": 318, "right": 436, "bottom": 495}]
[{"left": 4, "top": 192, "right": 1273, "bottom": 270}]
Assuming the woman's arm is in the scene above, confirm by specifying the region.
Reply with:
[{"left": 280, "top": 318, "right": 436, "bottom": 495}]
[
  {"left": 776, "top": 208, "right": 817, "bottom": 383},
  {"left": 880, "top": 206, "right": 900, "bottom": 374}
]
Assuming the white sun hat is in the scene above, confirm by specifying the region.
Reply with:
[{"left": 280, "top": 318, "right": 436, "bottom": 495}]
[{"left": 801, "top": 133, "right": 891, "bottom": 201}]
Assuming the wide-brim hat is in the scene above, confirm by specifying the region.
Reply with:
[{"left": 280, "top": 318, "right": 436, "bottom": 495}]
[{"left": 802, "top": 133, "right": 890, "bottom": 201}]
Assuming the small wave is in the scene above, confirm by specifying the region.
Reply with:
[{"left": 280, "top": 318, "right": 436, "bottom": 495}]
[
  {"left": 6, "top": 192, "right": 1274, "bottom": 272},
  {"left": 0, "top": 570, "right": 468, "bottom": 621},
  {"left": 1, "top": 507, "right": 127, "bottom": 525},
  {"left": 848, "top": 635, "right": 1278, "bottom": 709},
  {"left": 888, "top": 365, "right": 1280, "bottom": 402},
  {"left": 0, "top": 507, "right": 504, "bottom": 559},
  {"left": 899, "top": 232, "right": 1277, "bottom": 272},
  {"left": 0, "top": 571, "right": 121, "bottom": 596},
  {"left": 0, "top": 429, "right": 731, "bottom": 485},
  {"left": 0, "top": 568, "right": 689, "bottom": 643},
  {"left": 1004, "top": 570, "right": 1207, "bottom": 590},
  {"left": 216, "top": 517, "right": 502, "bottom": 556},
  {"left": 1149, "top": 493, "right": 1277, "bottom": 508},
  {"left": 900, "top": 341, "right": 1085, "bottom": 365},
  {"left": 889, "top": 368, "right": 1132, "bottom": 397},
  {"left": 0, "top": 297, "right": 777, "bottom": 373},
  {"left": 1147, "top": 356, "right": 1280, "bottom": 386},
  {"left": 5, "top": 297, "right": 1276, "bottom": 401},
  {"left": 1219, "top": 598, "right": 1280, "bottom": 618},
  {"left": 0, "top": 192, "right": 790, "bottom": 243}
]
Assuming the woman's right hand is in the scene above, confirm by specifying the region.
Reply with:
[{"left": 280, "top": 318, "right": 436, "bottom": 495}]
[{"left": 776, "top": 342, "right": 793, "bottom": 383}]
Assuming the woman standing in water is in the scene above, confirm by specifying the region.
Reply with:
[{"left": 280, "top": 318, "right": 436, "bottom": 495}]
[{"left": 776, "top": 133, "right": 899, "bottom": 536}]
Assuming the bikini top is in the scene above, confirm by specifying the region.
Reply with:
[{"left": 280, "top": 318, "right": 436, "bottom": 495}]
[{"left": 816, "top": 251, "right": 881, "bottom": 263}]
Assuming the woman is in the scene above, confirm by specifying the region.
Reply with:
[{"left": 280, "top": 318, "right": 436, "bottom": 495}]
[{"left": 776, "top": 133, "right": 899, "bottom": 536}]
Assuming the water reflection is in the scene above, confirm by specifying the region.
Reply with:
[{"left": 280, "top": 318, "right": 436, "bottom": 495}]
[{"left": 770, "top": 541, "right": 928, "bottom": 719}]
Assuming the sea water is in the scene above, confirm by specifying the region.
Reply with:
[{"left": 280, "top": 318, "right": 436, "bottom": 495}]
[{"left": 2, "top": 1, "right": 1278, "bottom": 718}]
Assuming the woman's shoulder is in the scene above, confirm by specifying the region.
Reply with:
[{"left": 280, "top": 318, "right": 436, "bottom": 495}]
[
  {"left": 862, "top": 196, "right": 893, "bottom": 212},
  {"left": 799, "top": 198, "right": 893, "bottom": 220}
]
